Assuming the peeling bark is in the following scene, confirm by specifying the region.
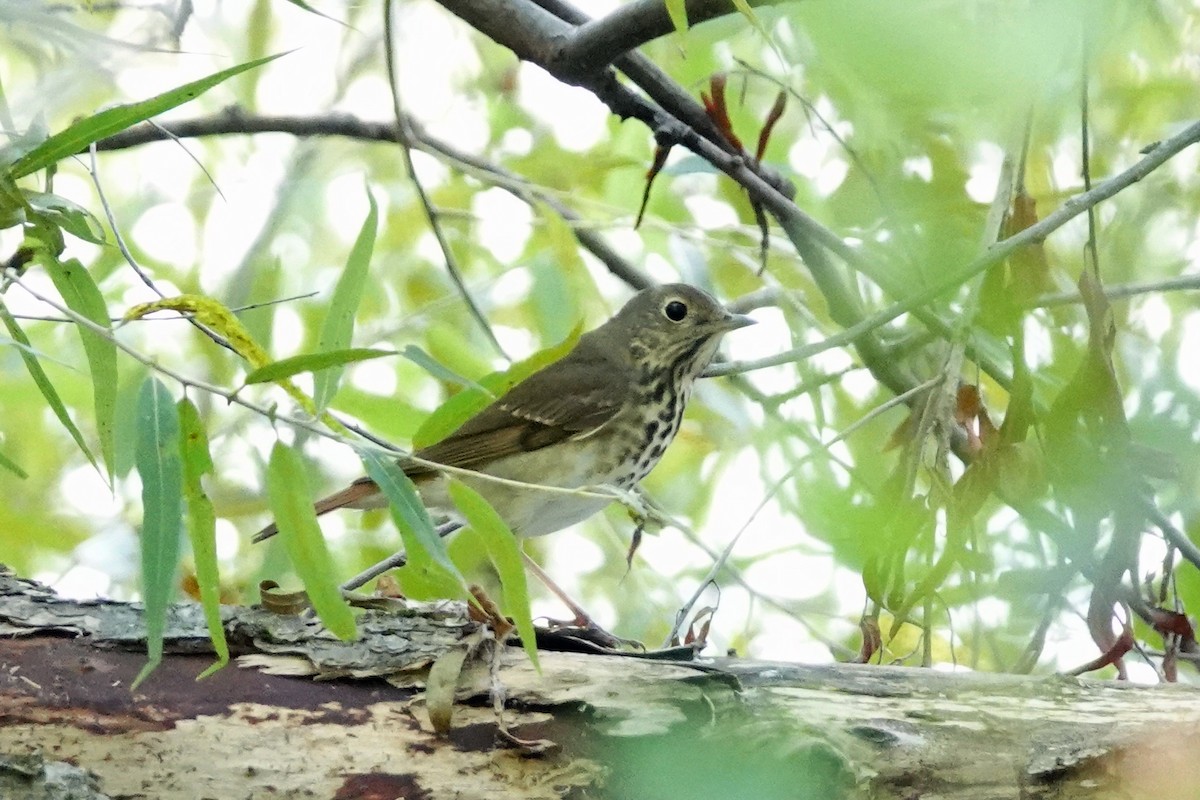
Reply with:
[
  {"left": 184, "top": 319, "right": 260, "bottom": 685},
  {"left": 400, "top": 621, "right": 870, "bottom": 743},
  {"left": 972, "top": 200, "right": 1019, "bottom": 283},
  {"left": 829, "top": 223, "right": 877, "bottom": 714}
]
[{"left": 2, "top": 568, "right": 1197, "bottom": 799}]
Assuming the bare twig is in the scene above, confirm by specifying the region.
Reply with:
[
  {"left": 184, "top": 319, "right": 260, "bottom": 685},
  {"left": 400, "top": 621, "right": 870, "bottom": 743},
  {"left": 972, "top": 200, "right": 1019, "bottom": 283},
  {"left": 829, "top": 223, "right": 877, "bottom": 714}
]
[
  {"left": 85, "top": 145, "right": 236, "bottom": 355},
  {"left": 708, "top": 119, "right": 1200, "bottom": 377},
  {"left": 1029, "top": 273, "right": 1200, "bottom": 307},
  {"left": 383, "top": 0, "right": 508, "bottom": 361}
]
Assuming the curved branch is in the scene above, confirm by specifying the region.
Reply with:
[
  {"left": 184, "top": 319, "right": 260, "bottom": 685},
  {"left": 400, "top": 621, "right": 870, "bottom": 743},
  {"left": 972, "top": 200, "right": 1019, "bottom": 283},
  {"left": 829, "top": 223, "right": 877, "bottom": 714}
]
[
  {"left": 383, "top": 0, "right": 508, "bottom": 360},
  {"left": 91, "top": 109, "right": 653, "bottom": 292},
  {"left": 550, "top": 0, "right": 782, "bottom": 81}
]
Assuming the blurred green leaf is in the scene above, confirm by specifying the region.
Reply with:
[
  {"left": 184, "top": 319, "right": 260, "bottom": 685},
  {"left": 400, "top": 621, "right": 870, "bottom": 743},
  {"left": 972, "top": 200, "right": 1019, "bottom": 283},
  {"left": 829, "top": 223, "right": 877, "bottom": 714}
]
[
  {"left": 0, "top": 170, "right": 28, "bottom": 228},
  {"left": 132, "top": 377, "right": 183, "bottom": 690},
  {"left": 26, "top": 192, "right": 106, "bottom": 244},
  {"left": 0, "top": 299, "right": 100, "bottom": 475},
  {"left": 314, "top": 187, "right": 377, "bottom": 412},
  {"left": 177, "top": 398, "right": 228, "bottom": 680},
  {"left": 41, "top": 255, "right": 118, "bottom": 483},
  {"left": 447, "top": 479, "right": 539, "bottom": 669},
  {"left": 280, "top": 0, "right": 348, "bottom": 27},
  {"left": 244, "top": 348, "right": 396, "bottom": 385},
  {"left": 401, "top": 344, "right": 489, "bottom": 391},
  {"left": 266, "top": 442, "right": 357, "bottom": 641},
  {"left": 0, "top": 448, "right": 27, "bottom": 479},
  {"left": 361, "top": 451, "right": 467, "bottom": 600},
  {"left": 664, "top": 0, "right": 689, "bottom": 33},
  {"left": 10, "top": 53, "right": 287, "bottom": 178}
]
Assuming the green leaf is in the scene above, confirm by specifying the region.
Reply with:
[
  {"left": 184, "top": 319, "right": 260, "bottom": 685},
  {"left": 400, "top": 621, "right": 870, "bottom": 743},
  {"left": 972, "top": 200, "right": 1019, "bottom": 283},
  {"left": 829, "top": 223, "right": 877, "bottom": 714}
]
[
  {"left": 177, "top": 398, "right": 228, "bottom": 680},
  {"left": 0, "top": 447, "right": 28, "bottom": 479},
  {"left": 25, "top": 191, "right": 107, "bottom": 244},
  {"left": 361, "top": 451, "right": 467, "bottom": 600},
  {"left": 413, "top": 324, "right": 583, "bottom": 449},
  {"left": 314, "top": 187, "right": 377, "bottom": 412},
  {"left": 41, "top": 255, "right": 118, "bottom": 483},
  {"left": 10, "top": 53, "right": 287, "bottom": 179},
  {"left": 280, "top": 0, "right": 350, "bottom": 27},
  {"left": 664, "top": 0, "right": 689, "bottom": 33},
  {"left": 0, "top": 300, "right": 101, "bottom": 475},
  {"left": 132, "top": 378, "right": 183, "bottom": 690},
  {"left": 447, "top": 479, "right": 539, "bottom": 670},
  {"left": 265, "top": 442, "right": 357, "bottom": 641},
  {"left": 0, "top": 170, "right": 29, "bottom": 228},
  {"left": 401, "top": 344, "right": 490, "bottom": 391},
  {"left": 243, "top": 348, "right": 396, "bottom": 386}
]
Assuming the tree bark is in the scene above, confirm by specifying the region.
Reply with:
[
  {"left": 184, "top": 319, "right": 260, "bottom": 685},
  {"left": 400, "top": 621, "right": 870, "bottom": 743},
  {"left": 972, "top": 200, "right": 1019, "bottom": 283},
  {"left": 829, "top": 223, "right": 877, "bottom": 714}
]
[{"left": 1, "top": 567, "right": 1196, "bottom": 800}]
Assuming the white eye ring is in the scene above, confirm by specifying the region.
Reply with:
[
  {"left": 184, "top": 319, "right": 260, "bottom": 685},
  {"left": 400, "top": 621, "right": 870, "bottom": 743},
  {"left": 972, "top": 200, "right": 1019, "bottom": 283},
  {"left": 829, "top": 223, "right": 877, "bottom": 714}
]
[{"left": 663, "top": 300, "right": 688, "bottom": 322}]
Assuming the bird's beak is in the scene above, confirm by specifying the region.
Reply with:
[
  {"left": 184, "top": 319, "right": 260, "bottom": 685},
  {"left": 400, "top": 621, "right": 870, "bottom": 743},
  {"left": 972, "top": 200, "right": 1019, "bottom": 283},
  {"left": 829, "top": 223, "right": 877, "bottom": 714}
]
[{"left": 720, "top": 311, "right": 756, "bottom": 331}]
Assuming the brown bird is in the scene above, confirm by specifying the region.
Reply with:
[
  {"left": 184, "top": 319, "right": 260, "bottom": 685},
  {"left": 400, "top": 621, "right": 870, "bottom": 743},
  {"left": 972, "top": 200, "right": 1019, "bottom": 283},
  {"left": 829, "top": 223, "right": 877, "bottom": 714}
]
[{"left": 253, "top": 283, "right": 753, "bottom": 554}]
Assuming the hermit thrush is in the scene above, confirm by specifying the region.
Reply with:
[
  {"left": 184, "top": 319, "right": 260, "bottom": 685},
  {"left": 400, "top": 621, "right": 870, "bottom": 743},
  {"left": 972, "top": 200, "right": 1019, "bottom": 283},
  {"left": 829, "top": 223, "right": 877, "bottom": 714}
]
[{"left": 253, "top": 283, "right": 753, "bottom": 543}]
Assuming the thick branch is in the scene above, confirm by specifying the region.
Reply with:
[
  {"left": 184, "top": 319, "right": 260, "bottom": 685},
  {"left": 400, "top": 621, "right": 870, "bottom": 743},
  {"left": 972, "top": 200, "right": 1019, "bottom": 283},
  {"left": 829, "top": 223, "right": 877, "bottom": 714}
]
[
  {"left": 550, "top": 0, "right": 782, "bottom": 81},
  {"left": 5, "top": 570, "right": 1200, "bottom": 800}
]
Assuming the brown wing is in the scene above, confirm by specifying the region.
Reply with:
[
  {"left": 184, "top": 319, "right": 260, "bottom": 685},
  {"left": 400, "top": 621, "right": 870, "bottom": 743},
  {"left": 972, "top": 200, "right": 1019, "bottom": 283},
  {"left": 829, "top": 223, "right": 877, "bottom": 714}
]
[{"left": 405, "top": 345, "right": 627, "bottom": 477}]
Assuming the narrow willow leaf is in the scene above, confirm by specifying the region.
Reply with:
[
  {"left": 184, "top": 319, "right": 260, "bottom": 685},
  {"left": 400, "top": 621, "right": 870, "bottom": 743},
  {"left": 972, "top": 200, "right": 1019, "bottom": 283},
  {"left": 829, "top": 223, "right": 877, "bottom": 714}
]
[
  {"left": 281, "top": 0, "right": 349, "bottom": 27},
  {"left": 42, "top": 255, "right": 118, "bottom": 483},
  {"left": 0, "top": 448, "right": 28, "bottom": 479},
  {"left": 664, "top": 0, "right": 689, "bottom": 33},
  {"left": 25, "top": 191, "right": 107, "bottom": 244},
  {"left": 265, "top": 442, "right": 357, "bottom": 641},
  {"left": 177, "top": 398, "right": 228, "bottom": 679},
  {"left": 314, "top": 189, "right": 377, "bottom": 412},
  {"left": 729, "top": 0, "right": 771, "bottom": 41},
  {"left": 244, "top": 348, "right": 396, "bottom": 386},
  {"left": 400, "top": 344, "right": 489, "bottom": 391},
  {"left": 10, "top": 53, "right": 286, "bottom": 178},
  {"left": 132, "top": 378, "right": 183, "bottom": 690},
  {"left": 447, "top": 480, "right": 539, "bottom": 669},
  {"left": 0, "top": 300, "right": 100, "bottom": 474},
  {"left": 361, "top": 450, "right": 466, "bottom": 600},
  {"left": 413, "top": 323, "right": 583, "bottom": 449}
]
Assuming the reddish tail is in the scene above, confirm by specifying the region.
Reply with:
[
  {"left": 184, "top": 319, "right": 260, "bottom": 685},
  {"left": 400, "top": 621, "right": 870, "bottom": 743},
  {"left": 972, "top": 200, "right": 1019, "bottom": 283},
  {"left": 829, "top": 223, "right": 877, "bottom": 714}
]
[{"left": 251, "top": 478, "right": 380, "bottom": 543}]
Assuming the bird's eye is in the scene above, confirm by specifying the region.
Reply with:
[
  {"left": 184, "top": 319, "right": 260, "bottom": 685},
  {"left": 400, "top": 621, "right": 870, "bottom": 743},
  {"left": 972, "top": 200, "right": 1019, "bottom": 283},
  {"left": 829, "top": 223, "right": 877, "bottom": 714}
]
[{"left": 664, "top": 300, "right": 688, "bottom": 322}]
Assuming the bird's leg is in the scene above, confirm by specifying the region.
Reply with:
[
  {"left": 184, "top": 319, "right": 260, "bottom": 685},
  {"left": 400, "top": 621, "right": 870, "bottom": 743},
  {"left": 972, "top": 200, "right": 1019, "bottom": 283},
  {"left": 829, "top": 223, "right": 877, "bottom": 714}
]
[
  {"left": 340, "top": 520, "right": 463, "bottom": 593},
  {"left": 522, "top": 551, "right": 641, "bottom": 650}
]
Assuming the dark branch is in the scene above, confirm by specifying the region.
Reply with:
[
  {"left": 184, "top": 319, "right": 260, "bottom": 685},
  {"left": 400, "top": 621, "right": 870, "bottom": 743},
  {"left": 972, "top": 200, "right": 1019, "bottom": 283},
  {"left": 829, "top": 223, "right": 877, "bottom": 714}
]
[{"left": 91, "top": 109, "right": 654, "bottom": 291}]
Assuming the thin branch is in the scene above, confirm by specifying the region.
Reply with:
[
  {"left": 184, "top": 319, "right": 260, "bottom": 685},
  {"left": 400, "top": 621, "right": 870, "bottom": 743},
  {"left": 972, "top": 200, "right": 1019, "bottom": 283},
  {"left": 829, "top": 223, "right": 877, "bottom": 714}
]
[
  {"left": 708, "top": 119, "right": 1200, "bottom": 377},
  {"left": 6, "top": 272, "right": 633, "bottom": 508},
  {"left": 382, "top": 0, "right": 508, "bottom": 361},
  {"left": 9, "top": 290, "right": 319, "bottom": 323},
  {"left": 1029, "top": 273, "right": 1200, "bottom": 307},
  {"left": 91, "top": 109, "right": 655, "bottom": 291},
  {"left": 85, "top": 145, "right": 236, "bottom": 355},
  {"left": 550, "top": 0, "right": 781, "bottom": 81},
  {"left": 664, "top": 470, "right": 787, "bottom": 647}
]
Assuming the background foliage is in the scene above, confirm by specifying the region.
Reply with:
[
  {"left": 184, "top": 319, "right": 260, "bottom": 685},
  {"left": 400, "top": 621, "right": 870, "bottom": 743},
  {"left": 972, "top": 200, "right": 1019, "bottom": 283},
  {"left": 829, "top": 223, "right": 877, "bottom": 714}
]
[{"left": 3, "top": 0, "right": 1200, "bottom": 679}]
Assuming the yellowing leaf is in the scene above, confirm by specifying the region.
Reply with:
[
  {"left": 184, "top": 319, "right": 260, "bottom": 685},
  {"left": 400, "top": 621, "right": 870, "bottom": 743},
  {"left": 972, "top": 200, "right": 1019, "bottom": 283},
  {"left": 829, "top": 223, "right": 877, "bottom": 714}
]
[{"left": 124, "top": 294, "right": 272, "bottom": 367}]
